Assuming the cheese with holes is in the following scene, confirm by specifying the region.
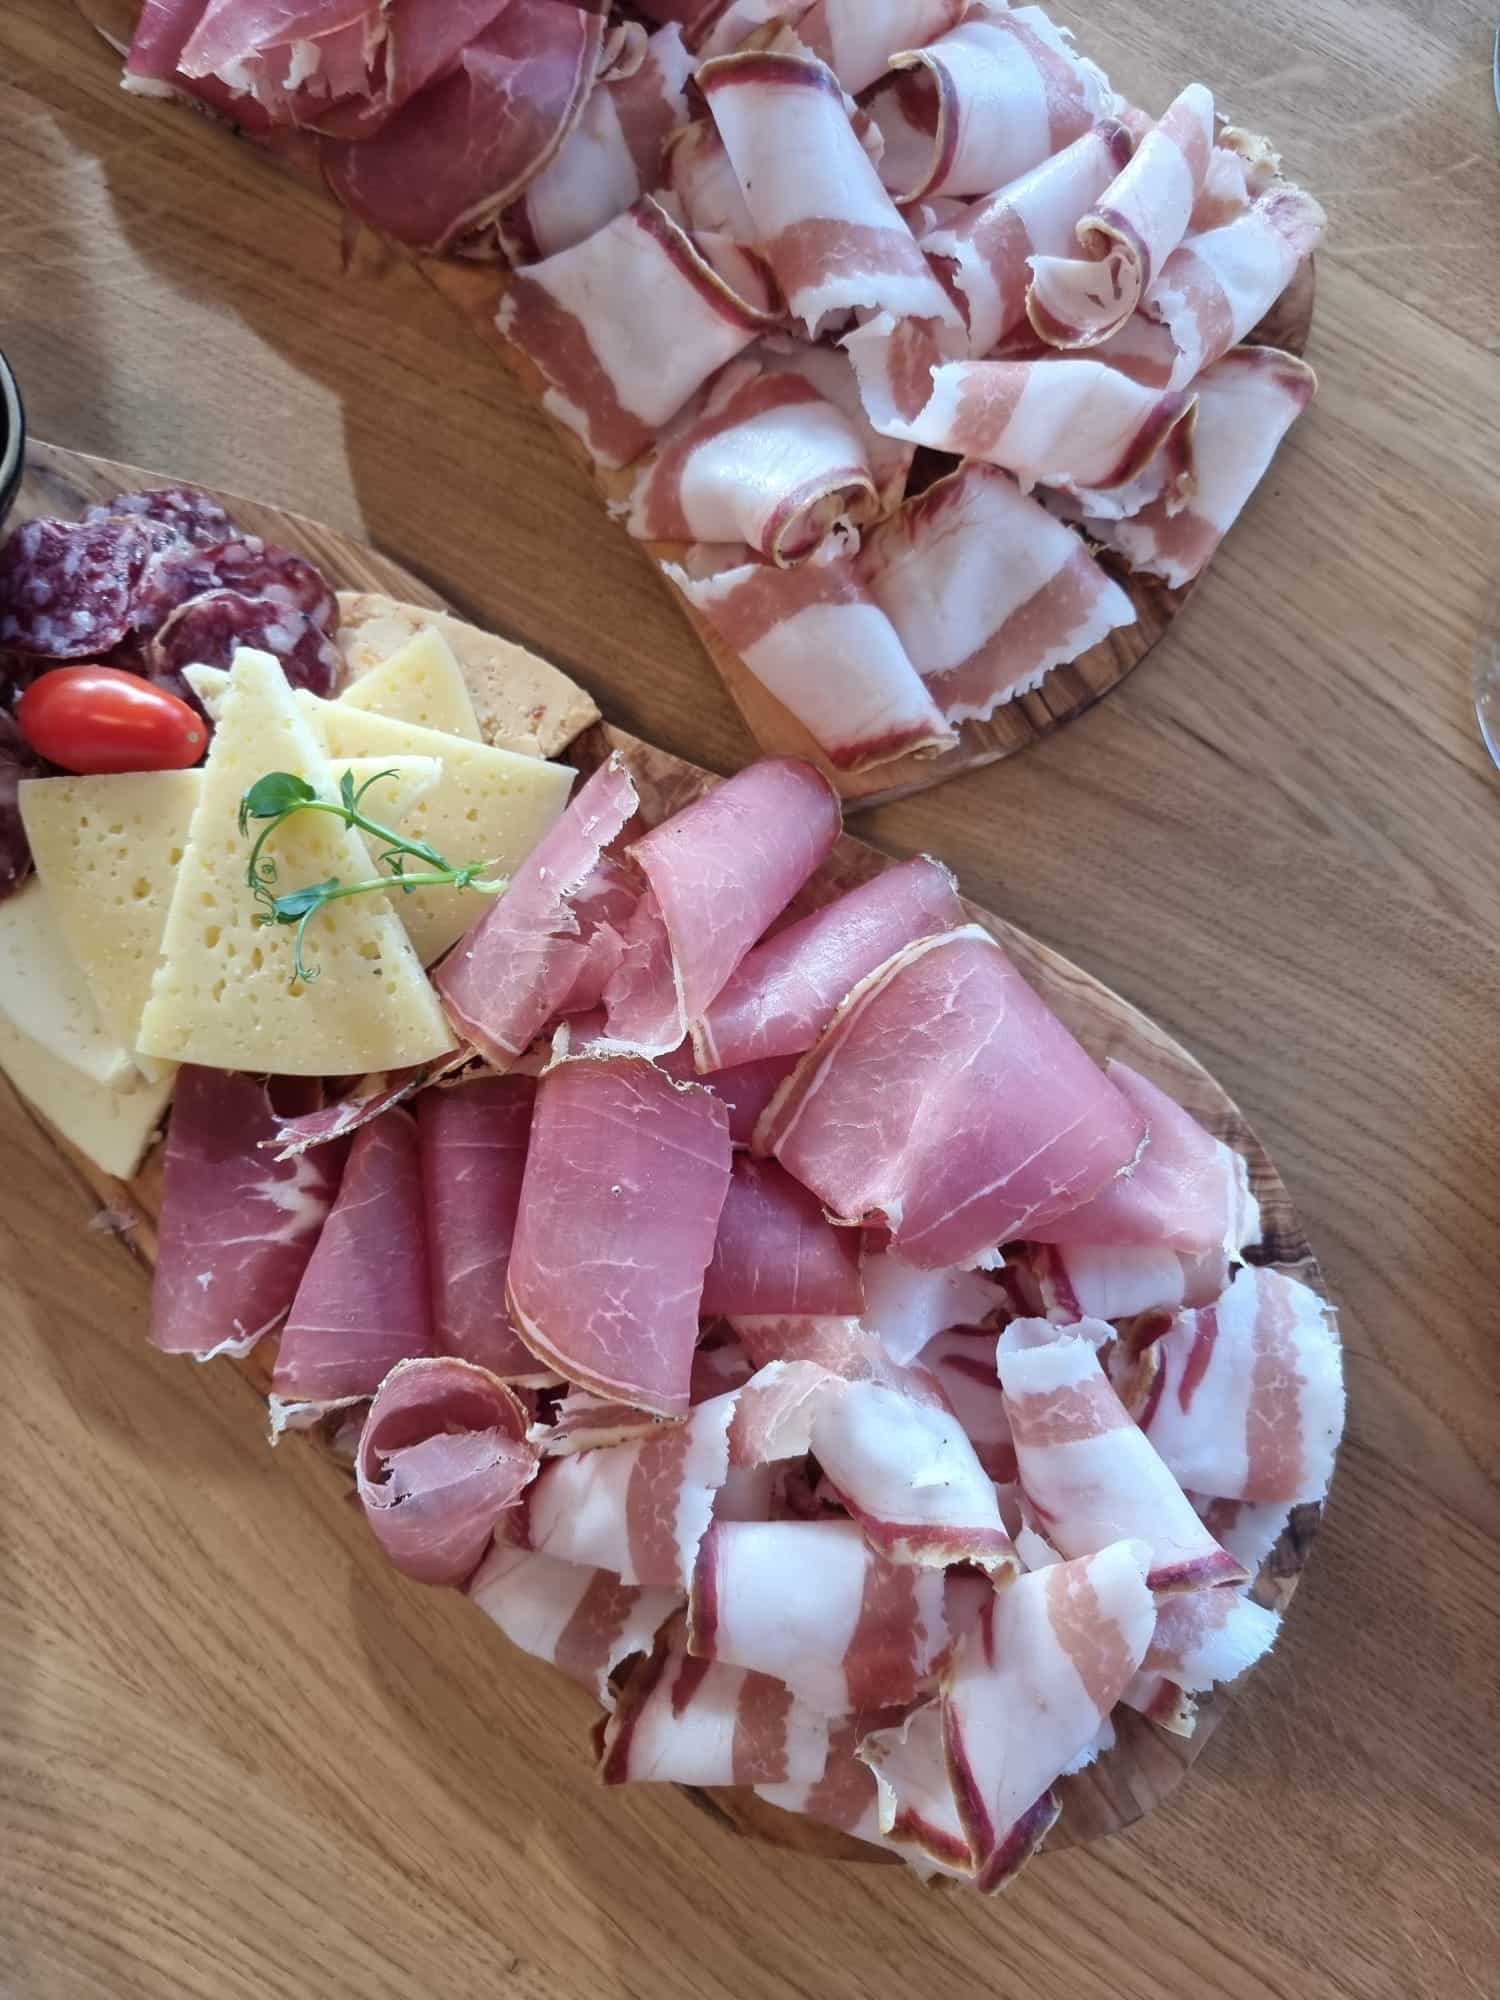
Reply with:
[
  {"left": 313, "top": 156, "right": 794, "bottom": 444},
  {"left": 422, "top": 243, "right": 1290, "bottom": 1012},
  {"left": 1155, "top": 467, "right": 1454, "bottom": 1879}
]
[
  {"left": 137, "top": 649, "right": 455, "bottom": 1075},
  {"left": 20, "top": 758, "right": 442, "bottom": 1072},
  {"left": 336, "top": 627, "right": 482, "bottom": 741},
  {"left": 0, "top": 1012, "right": 175, "bottom": 1179},
  {"left": 0, "top": 879, "right": 141, "bottom": 1088}
]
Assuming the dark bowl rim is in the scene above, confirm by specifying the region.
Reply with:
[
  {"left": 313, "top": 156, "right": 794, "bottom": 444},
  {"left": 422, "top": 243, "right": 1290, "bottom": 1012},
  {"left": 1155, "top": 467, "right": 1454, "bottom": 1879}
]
[{"left": 0, "top": 351, "right": 25, "bottom": 525}]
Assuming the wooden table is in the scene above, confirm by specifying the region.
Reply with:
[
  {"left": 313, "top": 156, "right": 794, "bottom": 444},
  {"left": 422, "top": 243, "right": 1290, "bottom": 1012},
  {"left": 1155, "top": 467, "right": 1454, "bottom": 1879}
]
[{"left": 2, "top": 5, "right": 1497, "bottom": 1997}]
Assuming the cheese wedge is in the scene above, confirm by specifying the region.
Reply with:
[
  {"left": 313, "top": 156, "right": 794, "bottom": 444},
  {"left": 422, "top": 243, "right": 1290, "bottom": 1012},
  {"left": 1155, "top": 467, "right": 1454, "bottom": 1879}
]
[
  {"left": 0, "top": 1012, "right": 175, "bottom": 1180},
  {"left": 0, "top": 879, "right": 142, "bottom": 1089},
  {"left": 137, "top": 649, "right": 455, "bottom": 1076},
  {"left": 20, "top": 757, "right": 442, "bottom": 1075},
  {"left": 336, "top": 627, "right": 482, "bottom": 741}
]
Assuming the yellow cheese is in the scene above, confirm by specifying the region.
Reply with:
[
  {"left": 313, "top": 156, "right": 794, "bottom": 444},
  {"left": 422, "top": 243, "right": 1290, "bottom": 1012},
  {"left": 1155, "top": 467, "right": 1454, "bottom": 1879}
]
[
  {"left": 0, "top": 879, "right": 141, "bottom": 1089},
  {"left": 0, "top": 1012, "right": 175, "bottom": 1180},
  {"left": 335, "top": 626, "right": 482, "bottom": 741},
  {"left": 137, "top": 649, "right": 455, "bottom": 1076},
  {"left": 20, "top": 758, "right": 442, "bottom": 1075}
]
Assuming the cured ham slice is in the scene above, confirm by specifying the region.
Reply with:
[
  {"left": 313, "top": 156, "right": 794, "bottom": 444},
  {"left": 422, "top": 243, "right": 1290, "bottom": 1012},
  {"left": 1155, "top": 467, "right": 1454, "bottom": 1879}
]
[
  {"left": 1146, "top": 182, "right": 1327, "bottom": 389},
  {"left": 467, "top": 1538, "right": 678, "bottom": 1707},
  {"left": 860, "top": 463, "right": 1137, "bottom": 723},
  {"left": 997, "top": 1318, "right": 1246, "bottom": 1591},
  {"left": 601, "top": 1625, "right": 832, "bottom": 1786},
  {"left": 867, "top": 9, "right": 1113, "bottom": 202},
  {"left": 689, "top": 1518, "right": 947, "bottom": 1712},
  {"left": 798, "top": 0, "right": 968, "bottom": 96},
  {"left": 498, "top": 196, "right": 778, "bottom": 469},
  {"left": 1028, "top": 85, "right": 1215, "bottom": 348},
  {"left": 924, "top": 121, "right": 1135, "bottom": 357},
  {"left": 1138, "top": 1266, "right": 1344, "bottom": 1506},
  {"left": 321, "top": 7, "right": 605, "bottom": 253},
  {"left": 844, "top": 312, "right": 1195, "bottom": 493},
  {"left": 860, "top": 1246, "right": 1002, "bottom": 1366},
  {"left": 1079, "top": 346, "right": 1317, "bottom": 587},
  {"left": 272, "top": 1108, "right": 434, "bottom": 1409},
  {"left": 417, "top": 1077, "right": 540, "bottom": 1380},
  {"left": 696, "top": 50, "right": 961, "bottom": 336},
  {"left": 703, "top": 1052, "right": 798, "bottom": 1147},
  {"left": 700, "top": 1156, "right": 864, "bottom": 1317},
  {"left": 695, "top": 856, "right": 964, "bottom": 1072},
  {"left": 500, "top": 23, "right": 696, "bottom": 260},
  {"left": 266, "top": 1067, "right": 427, "bottom": 1160},
  {"left": 600, "top": 758, "right": 840, "bottom": 1055},
  {"left": 314, "top": 0, "right": 516, "bottom": 140},
  {"left": 507, "top": 1056, "right": 733, "bottom": 1417},
  {"left": 761, "top": 927, "right": 1147, "bottom": 1269},
  {"left": 356, "top": 1357, "right": 537, "bottom": 1587},
  {"left": 150, "top": 1070, "right": 346, "bottom": 1362},
  {"left": 433, "top": 754, "right": 633, "bottom": 1071},
  {"left": 622, "top": 360, "right": 880, "bottom": 566},
  {"left": 732, "top": 1314, "right": 942, "bottom": 1396}
]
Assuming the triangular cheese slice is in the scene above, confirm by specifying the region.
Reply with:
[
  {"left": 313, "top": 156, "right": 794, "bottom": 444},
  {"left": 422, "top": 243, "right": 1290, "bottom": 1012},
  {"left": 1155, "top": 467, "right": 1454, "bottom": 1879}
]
[
  {"left": 0, "top": 1011, "right": 175, "bottom": 1180},
  {"left": 336, "top": 626, "right": 482, "bottom": 740},
  {"left": 137, "top": 650, "right": 454, "bottom": 1075},
  {"left": 0, "top": 879, "right": 141, "bottom": 1089}
]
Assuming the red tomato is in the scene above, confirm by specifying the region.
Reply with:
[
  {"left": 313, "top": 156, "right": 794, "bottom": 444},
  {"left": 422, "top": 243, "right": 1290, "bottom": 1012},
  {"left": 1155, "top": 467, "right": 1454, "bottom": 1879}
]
[{"left": 16, "top": 666, "right": 208, "bottom": 775}]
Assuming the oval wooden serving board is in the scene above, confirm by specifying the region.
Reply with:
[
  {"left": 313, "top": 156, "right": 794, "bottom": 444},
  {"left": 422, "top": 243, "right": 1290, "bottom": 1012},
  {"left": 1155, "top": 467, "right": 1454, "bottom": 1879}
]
[
  {"left": 5, "top": 441, "right": 1333, "bottom": 1872},
  {"left": 74, "top": 0, "right": 1315, "bottom": 812}
]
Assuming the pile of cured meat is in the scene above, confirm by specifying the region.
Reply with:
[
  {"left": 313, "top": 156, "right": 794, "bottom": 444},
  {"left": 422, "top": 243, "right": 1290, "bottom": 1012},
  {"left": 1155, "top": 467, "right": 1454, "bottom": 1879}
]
[
  {"left": 148, "top": 751, "right": 1346, "bottom": 1889},
  {"left": 121, "top": 2, "right": 1326, "bottom": 776}
]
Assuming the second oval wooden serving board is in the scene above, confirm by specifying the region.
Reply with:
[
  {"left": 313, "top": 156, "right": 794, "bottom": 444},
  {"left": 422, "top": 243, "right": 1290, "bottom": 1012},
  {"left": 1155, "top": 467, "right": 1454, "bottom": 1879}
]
[
  {"left": 6, "top": 440, "right": 1333, "bottom": 1871},
  {"left": 73, "top": 0, "right": 1315, "bottom": 811}
]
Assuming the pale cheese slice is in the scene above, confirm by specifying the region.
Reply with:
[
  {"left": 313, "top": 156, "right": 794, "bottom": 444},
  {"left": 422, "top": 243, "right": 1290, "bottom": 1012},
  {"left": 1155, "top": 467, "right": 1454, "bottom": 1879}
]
[
  {"left": 0, "top": 879, "right": 141, "bottom": 1090},
  {"left": 137, "top": 649, "right": 455, "bottom": 1076},
  {"left": 0, "top": 1012, "right": 175, "bottom": 1180},
  {"left": 20, "top": 757, "right": 443, "bottom": 1078},
  {"left": 335, "top": 627, "right": 482, "bottom": 741}
]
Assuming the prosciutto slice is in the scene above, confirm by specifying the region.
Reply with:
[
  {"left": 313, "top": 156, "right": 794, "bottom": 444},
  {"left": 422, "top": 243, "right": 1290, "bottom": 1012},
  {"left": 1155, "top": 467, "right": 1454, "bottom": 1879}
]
[
  {"left": 860, "top": 463, "right": 1137, "bottom": 723},
  {"left": 1138, "top": 1265, "right": 1344, "bottom": 1505},
  {"left": 468, "top": 1538, "right": 678, "bottom": 1707},
  {"left": 507, "top": 1056, "right": 732, "bottom": 1417},
  {"left": 150, "top": 1070, "right": 346, "bottom": 1362},
  {"left": 924, "top": 121, "right": 1135, "bottom": 357},
  {"left": 997, "top": 1318, "right": 1246, "bottom": 1591},
  {"left": 266, "top": 1067, "right": 428, "bottom": 1160},
  {"left": 433, "top": 754, "right": 630, "bottom": 1071},
  {"left": 845, "top": 312, "right": 1195, "bottom": 493},
  {"left": 1027, "top": 85, "right": 1215, "bottom": 348},
  {"left": 690, "top": 1517, "right": 947, "bottom": 1712},
  {"left": 356, "top": 1357, "right": 537, "bottom": 1586},
  {"left": 798, "top": 0, "right": 968, "bottom": 95},
  {"left": 697, "top": 50, "right": 961, "bottom": 335},
  {"left": 669, "top": 553, "right": 956, "bottom": 772},
  {"left": 498, "top": 196, "right": 778, "bottom": 469},
  {"left": 600, "top": 757, "right": 840, "bottom": 1055},
  {"left": 867, "top": 8, "right": 1113, "bottom": 202},
  {"left": 700, "top": 1156, "right": 864, "bottom": 1317},
  {"left": 696, "top": 856, "right": 964, "bottom": 1072},
  {"left": 761, "top": 927, "right": 1147, "bottom": 1269},
  {"left": 417, "top": 1077, "right": 540, "bottom": 1380},
  {"left": 272, "top": 1108, "right": 434, "bottom": 1409},
  {"left": 623, "top": 360, "right": 880, "bottom": 566}
]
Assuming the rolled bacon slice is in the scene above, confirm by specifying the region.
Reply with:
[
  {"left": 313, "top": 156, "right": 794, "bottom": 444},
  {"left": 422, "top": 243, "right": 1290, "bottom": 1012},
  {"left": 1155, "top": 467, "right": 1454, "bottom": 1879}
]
[
  {"left": 697, "top": 50, "right": 961, "bottom": 336},
  {"left": 756, "top": 1714, "right": 888, "bottom": 1852},
  {"left": 761, "top": 926, "right": 1147, "bottom": 1270},
  {"left": 467, "top": 1538, "right": 679, "bottom": 1708},
  {"left": 1029, "top": 1239, "right": 1233, "bottom": 1325},
  {"left": 700, "top": 1155, "right": 864, "bottom": 1318},
  {"left": 860, "top": 463, "right": 1137, "bottom": 723},
  {"left": 916, "top": 1329, "right": 1016, "bottom": 1482},
  {"left": 695, "top": 856, "right": 965, "bottom": 1073},
  {"left": 498, "top": 196, "right": 778, "bottom": 469},
  {"left": 924, "top": 120, "right": 1135, "bottom": 357},
  {"left": 1138, "top": 1265, "right": 1344, "bottom": 1506},
  {"left": 867, "top": 8, "right": 1113, "bottom": 202},
  {"left": 798, "top": 0, "right": 968, "bottom": 95},
  {"left": 997, "top": 1318, "right": 1246, "bottom": 1591},
  {"left": 507, "top": 1056, "right": 732, "bottom": 1418},
  {"left": 356, "top": 1357, "right": 537, "bottom": 1587},
  {"left": 860, "top": 1245, "right": 1003, "bottom": 1366},
  {"left": 1027, "top": 84, "right": 1216, "bottom": 348},
  {"left": 859, "top": 1698, "right": 976, "bottom": 1875},
  {"left": 433, "top": 754, "right": 631, "bottom": 1071},
  {"left": 758, "top": 338, "right": 916, "bottom": 513},
  {"left": 622, "top": 359, "right": 880, "bottom": 567},
  {"left": 150, "top": 1069, "right": 346, "bottom": 1362},
  {"left": 669, "top": 553, "right": 957, "bottom": 773},
  {"left": 1140, "top": 1585, "right": 1280, "bottom": 1693}
]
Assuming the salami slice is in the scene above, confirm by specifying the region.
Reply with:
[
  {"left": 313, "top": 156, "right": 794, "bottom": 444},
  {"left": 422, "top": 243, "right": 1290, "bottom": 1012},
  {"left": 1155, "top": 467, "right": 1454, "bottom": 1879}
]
[
  {"left": 0, "top": 710, "right": 48, "bottom": 900},
  {"left": 0, "top": 516, "right": 153, "bottom": 659},
  {"left": 132, "top": 536, "right": 340, "bottom": 642},
  {"left": 148, "top": 589, "right": 341, "bottom": 701},
  {"left": 83, "top": 486, "right": 234, "bottom": 551}
]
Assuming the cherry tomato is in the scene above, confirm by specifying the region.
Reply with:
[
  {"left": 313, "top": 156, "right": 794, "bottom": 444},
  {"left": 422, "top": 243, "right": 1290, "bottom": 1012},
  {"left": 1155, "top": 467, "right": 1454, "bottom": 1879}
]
[{"left": 16, "top": 665, "right": 208, "bottom": 775}]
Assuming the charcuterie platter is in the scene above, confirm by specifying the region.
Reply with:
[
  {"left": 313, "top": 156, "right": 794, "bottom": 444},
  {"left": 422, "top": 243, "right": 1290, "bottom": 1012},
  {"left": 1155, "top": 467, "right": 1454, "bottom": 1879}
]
[
  {"left": 76, "top": 0, "right": 1320, "bottom": 810},
  {"left": 0, "top": 441, "right": 1340, "bottom": 1882}
]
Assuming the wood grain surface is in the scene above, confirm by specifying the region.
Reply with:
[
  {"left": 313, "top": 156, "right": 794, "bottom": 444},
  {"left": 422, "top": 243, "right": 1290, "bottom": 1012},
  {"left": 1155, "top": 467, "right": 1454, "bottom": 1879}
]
[{"left": 0, "top": 6, "right": 1497, "bottom": 2000}]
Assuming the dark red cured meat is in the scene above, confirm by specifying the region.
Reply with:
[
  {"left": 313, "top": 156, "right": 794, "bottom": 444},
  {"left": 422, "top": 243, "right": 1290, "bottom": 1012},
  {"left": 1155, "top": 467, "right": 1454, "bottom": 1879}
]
[
  {"left": 700, "top": 1154, "right": 864, "bottom": 1318},
  {"left": 133, "top": 536, "right": 339, "bottom": 638},
  {"left": 148, "top": 589, "right": 341, "bottom": 702},
  {"left": 83, "top": 486, "right": 234, "bottom": 551},
  {"left": 0, "top": 710, "right": 48, "bottom": 902},
  {"left": 0, "top": 516, "right": 153, "bottom": 658}
]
